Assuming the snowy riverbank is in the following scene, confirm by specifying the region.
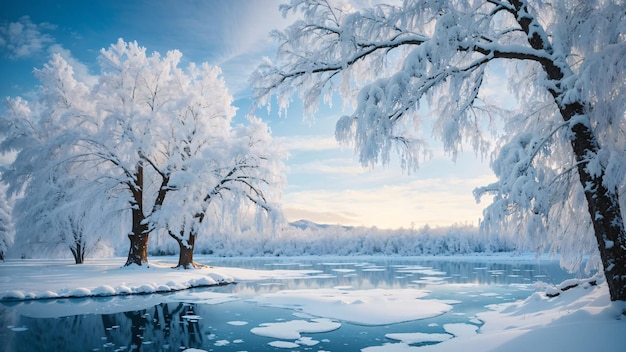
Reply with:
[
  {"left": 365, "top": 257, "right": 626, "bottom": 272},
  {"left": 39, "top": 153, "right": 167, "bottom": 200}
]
[
  {"left": 0, "top": 257, "right": 320, "bottom": 301},
  {"left": 363, "top": 277, "right": 625, "bottom": 352}
]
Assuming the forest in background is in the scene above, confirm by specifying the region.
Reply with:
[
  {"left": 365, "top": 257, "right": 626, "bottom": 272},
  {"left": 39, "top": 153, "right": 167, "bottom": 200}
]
[
  {"left": 148, "top": 221, "right": 517, "bottom": 258},
  {"left": 5, "top": 217, "right": 516, "bottom": 260}
]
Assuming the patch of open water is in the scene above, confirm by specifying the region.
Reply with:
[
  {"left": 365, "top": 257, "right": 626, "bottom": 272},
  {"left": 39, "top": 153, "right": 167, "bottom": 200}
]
[{"left": 0, "top": 256, "right": 575, "bottom": 352}]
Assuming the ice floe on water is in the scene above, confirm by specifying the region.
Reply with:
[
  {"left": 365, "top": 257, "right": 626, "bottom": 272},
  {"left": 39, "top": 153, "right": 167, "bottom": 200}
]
[
  {"left": 251, "top": 318, "right": 341, "bottom": 339},
  {"left": 8, "top": 326, "right": 28, "bottom": 332},
  {"left": 226, "top": 320, "right": 249, "bottom": 326},
  {"left": 165, "top": 290, "right": 239, "bottom": 305},
  {"left": 411, "top": 276, "right": 449, "bottom": 285},
  {"left": 397, "top": 267, "right": 447, "bottom": 276},
  {"left": 363, "top": 323, "right": 479, "bottom": 351},
  {"left": 181, "top": 314, "right": 202, "bottom": 323},
  {"left": 250, "top": 317, "right": 337, "bottom": 349},
  {"left": 332, "top": 268, "right": 356, "bottom": 273},
  {"left": 296, "top": 336, "right": 320, "bottom": 346},
  {"left": 250, "top": 287, "right": 454, "bottom": 325},
  {"left": 268, "top": 340, "right": 300, "bottom": 348}
]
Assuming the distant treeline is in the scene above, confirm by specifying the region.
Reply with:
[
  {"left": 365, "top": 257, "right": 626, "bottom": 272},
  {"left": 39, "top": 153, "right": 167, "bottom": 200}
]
[{"left": 148, "top": 221, "right": 518, "bottom": 257}]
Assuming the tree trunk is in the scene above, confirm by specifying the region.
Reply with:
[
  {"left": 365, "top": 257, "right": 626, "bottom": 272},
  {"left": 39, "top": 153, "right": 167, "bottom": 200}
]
[
  {"left": 70, "top": 228, "right": 85, "bottom": 264},
  {"left": 125, "top": 231, "right": 149, "bottom": 266},
  {"left": 125, "top": 204, "right": 149, "bottom": 266},
  {"left": 509, "top": 0, "right": 626, "bottom": 301},
  {"left": 569, "top": 122, "right": 626, "bottom": 302},
  {"left": 70, "top": 241, "right": 84, "bottom": 264},
  {"left": 124, "top": 163, "right": 150, "bottom": 267},
  {"left": 174, "top": 231, "right": 205, "bottom": 269},
  {"left": 176, "top": 237, "right": 194, "bottom": 269}
]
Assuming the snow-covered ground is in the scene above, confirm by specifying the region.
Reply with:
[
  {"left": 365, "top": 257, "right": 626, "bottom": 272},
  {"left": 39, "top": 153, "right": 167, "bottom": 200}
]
[
  {"left": 1, "top": 256, "right": 625, "bottom": 351},
  {"left": 0, "top": 257, "right": 322, "bottom": 301},
  {"left": 363, "top": 278, "right": 626, "bottom": 352}
]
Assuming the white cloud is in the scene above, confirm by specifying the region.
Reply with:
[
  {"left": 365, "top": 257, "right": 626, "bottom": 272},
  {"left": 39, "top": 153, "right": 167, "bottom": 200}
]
[
  {"left": 277, "top": 135, "right": 341, "bottom": 152},
  {"left": 0, "top": 16, "right": 56, "bottom": 59},
  {"left": 289, "top": 158, "right": 366, "bottom": 176},
  {"left": 282, "top": 174, "right": 496, "bottom": 229}
]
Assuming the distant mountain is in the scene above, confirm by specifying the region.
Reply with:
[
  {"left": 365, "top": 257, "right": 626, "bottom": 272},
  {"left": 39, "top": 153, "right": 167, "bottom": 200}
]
[{"left": 288, "top": 219, "right": 353, "bottom": 231}]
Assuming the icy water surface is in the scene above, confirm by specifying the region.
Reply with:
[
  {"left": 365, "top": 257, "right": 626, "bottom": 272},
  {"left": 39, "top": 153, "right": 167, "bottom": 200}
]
[{"left": 1, "top": 256, "right": 575, "bottom": 352}]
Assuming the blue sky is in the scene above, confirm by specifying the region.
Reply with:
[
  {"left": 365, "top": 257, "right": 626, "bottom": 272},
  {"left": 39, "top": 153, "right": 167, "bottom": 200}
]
[{"left": 0, "top": 0, "right": 500, "bottom": 229}]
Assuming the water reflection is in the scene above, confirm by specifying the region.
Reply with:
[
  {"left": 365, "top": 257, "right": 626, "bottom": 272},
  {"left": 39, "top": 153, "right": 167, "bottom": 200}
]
[
  {"left": 0, "top": 257, "right": 575, "bottom": 352},
  {"left": 1, "top": 301, "right": 208, "bottom": 352}
]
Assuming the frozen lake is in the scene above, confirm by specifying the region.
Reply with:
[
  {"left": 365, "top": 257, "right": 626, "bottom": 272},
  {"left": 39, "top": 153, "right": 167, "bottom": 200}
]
[{"left": 0, "top": 256, "right": 575, "bottom": 351}]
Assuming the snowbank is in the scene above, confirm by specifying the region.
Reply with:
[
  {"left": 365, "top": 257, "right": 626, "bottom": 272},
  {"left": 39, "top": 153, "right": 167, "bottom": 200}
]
[
  {"left": 363, "top": 278, "right": 626, "bottom": 351},
  {"left": 0, "top": 257, "right": 316, "bottom": 302}
]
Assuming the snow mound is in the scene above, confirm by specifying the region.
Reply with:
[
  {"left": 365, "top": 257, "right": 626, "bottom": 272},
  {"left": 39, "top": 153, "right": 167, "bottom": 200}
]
[
  {"left": 536, "top": 277, "right": 599, "bottom": 298},
  {"left": 0, "top": 276, "right": 233, "bottom": 301},
  {"left": 2, "top": 290, "right": 25, "bottom": 300},
  {"left": 92, "top": 285, "right": 116, "bottom": 296}
]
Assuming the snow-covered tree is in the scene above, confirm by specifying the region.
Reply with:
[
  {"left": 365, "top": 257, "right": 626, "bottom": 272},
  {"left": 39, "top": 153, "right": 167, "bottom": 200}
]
[
  {"left": 0, "top": 64, "right": 111, "bottom": 263},
  {"left": 0, "top": 183, "right": 13, "bottom": 261},
  {"left": 251, "top": 0, "right": 626, "bottom": 301},
  {"left": 138, "top": 65, "right": 285, "bottom": 268},
  {"left": 9, "top": 162, "right": 116, "bottom": 264},
  {"left": 1, "top": 39, "right": 285, "bottom": 267}
]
